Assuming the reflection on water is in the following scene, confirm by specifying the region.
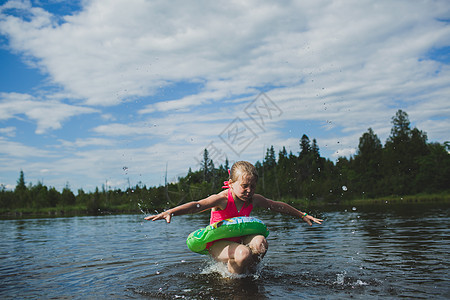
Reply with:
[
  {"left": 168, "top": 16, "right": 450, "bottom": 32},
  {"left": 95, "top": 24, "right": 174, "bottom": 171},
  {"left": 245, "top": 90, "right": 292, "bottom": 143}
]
[{"left": 0, "top": 204, "right": 449, "bottom": 299}]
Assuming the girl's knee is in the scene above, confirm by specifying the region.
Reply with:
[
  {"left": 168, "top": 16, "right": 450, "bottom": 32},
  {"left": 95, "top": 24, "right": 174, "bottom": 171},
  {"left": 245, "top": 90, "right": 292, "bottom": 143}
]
[
  {"left": 234, "top": 245, "right": 252, "bottom": 265},
  {"left": 250, "top": 235, "right": 268, "bottom": 254}
]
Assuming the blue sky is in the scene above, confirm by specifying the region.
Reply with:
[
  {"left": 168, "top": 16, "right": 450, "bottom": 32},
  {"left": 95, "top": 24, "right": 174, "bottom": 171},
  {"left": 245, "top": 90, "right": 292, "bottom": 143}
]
[{"left": 1, "top": 0, "right": 449, "bottom": 192}]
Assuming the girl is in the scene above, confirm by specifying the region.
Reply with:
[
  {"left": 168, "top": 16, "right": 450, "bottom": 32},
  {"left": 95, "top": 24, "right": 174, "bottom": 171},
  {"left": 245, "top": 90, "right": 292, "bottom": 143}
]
[{"left": 145, "top": 161, "right": 323, "bottom": 274}]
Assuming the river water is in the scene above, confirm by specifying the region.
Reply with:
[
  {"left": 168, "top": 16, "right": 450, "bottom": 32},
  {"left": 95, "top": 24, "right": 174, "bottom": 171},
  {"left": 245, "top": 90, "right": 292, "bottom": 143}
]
[{"left": 0, "top": 204, "right": 448, "bottom": 299}]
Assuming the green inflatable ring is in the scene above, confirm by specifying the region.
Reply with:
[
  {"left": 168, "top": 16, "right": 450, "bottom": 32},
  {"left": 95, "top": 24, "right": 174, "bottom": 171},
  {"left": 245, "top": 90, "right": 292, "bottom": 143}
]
[{"left": 186, "top": 216, "right": 269, "bottom": 255}]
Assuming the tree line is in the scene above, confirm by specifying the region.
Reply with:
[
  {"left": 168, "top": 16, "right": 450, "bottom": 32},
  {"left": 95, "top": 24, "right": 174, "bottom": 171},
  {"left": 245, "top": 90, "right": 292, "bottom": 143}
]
[{"left": 1, "top": 109, "right": 449, "bottom": 215}]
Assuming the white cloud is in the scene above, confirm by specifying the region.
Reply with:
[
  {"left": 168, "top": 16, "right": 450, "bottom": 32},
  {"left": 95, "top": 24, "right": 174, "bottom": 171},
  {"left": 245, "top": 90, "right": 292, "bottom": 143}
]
[
  {"left": 57, "top": 137, "right": 117, "bottom": 148},
  {"left": 0, "top": 126, "right": 16, "bottom": 137},
  {"left": 332, "top": 148, "right": 357, "bottom": 159},
  {"left": 0, "top": 136, "right": 52, "bottom": 158},
  {"left": 3, "top": 0, "right": 445, "bottom": 109},
  {"left": 1, "top": 0, "right": 449, "bottom": 189},
  {"left": 0, "top": 92, "right": 98, "bottom": 134},
  {"left": 92, "top": 123, "right": 155, "bottom": 137}
]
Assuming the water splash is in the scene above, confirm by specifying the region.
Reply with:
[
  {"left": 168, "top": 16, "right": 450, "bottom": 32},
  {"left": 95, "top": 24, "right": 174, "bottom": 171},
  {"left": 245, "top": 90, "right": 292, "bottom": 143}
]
[
  {"left": 335, "top": 271, "right": 346, "bottom": 285},
  {"left": 137, "top": 202, "right": 146, "bottom": 215},
  {"left": 354, "top": 279, "right": 368, "bottom": 286},
  {"left": 201, "top": 258, "right": 264, "bottom": 279}
]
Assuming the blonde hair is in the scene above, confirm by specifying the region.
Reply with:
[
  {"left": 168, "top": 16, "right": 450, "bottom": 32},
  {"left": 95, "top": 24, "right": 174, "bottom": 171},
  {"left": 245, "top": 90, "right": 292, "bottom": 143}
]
[{"left": 229, "top": 161, "right": 259, "bottom": 183}]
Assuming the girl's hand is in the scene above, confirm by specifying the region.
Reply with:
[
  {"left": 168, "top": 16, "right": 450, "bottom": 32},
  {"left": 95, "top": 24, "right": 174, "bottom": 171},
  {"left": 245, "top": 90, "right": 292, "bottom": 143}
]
[
  {"left": 144, "top": 211, "right": 172, "bottom": 223},
  {"left": 302, "top": 214, "right": 323, "bottom": 226}
]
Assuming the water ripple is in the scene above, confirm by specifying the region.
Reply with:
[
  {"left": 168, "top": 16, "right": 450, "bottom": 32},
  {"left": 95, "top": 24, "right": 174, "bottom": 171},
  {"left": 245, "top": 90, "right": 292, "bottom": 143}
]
[{"left": 1, "top": 206, "right": 449, "bottom": 299}]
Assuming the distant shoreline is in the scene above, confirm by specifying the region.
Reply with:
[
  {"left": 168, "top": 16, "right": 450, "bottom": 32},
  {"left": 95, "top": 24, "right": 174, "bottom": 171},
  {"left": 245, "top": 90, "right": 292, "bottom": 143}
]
[
  {"left": 340, "top": 194, "right": 450, "bottom": 206},
  {"left": 283, "top": 192, "right": 450, "bottom": 208},
  {"left": 2, "top": 192, "right": 449, "bottom": 219},
  {"left": 282, "top": 192, "right": 450, "bottom": 207}
]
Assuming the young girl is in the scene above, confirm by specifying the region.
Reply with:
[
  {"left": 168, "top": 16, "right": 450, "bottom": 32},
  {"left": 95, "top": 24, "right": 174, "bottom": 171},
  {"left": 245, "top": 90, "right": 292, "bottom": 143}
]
[{"left": 145, "top": 161, "right": 323, "bottom": 274}]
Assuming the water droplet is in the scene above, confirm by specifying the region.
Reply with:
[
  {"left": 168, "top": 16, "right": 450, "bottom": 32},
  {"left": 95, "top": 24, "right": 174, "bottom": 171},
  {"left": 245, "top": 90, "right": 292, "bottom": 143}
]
[
  {"left": 352, "top": 207, "right": 357, "bottom": 211},
  {"left": 355, "top": 279, "right": 368, "bottom": 286},
  {"left": 342, "top": 186, "right": 348, "bottom": 191}
]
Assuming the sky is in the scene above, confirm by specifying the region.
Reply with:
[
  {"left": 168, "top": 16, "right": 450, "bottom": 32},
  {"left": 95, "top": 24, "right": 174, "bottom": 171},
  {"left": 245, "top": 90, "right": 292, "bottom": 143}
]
[{"left": 0, "top": 0, "right": 449, "bottom": 192}]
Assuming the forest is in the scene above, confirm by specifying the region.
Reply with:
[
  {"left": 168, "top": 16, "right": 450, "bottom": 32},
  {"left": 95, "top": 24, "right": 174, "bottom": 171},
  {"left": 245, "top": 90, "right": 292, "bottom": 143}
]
[{"left": 1, "top": 109, "right": 449, "bottom": 215}]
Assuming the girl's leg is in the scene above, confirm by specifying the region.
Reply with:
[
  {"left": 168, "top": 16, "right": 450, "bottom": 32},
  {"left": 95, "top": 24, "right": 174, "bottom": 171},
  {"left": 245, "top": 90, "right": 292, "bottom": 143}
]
[
  {"left": 242, "top": 234, "right": 268, "bottom": 262},
  {"left": 208, "top": 240, "right": 253, "bottom": 274}
]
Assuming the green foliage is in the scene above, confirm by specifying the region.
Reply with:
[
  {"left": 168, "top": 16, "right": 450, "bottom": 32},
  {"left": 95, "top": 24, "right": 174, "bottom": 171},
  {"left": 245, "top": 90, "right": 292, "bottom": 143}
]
[
  {"left": 201, "top": 149, "right": 215, "bottom": 184},
  {"left": 353, "top": 128, "right": 383, "bottom": 198},
  {"left": 16, "top": 170, "right": 26, "bottom": 192},
  {"left": 2, "top": 109, "right": 449, "bottom": 216},
  {"left": 383, "top": 110, "right": 429, "bottom": 195}
]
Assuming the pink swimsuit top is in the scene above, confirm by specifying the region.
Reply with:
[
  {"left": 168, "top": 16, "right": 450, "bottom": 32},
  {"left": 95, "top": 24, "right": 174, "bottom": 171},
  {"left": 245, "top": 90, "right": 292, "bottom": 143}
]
[{"left": 210, "top": 189, "right": 253, "bottom": 224}]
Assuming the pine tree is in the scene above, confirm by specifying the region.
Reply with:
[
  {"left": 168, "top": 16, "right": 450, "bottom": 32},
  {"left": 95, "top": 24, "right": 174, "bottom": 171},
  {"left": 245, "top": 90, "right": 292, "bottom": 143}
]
[
  {"left": 264, "top": 146, "right": 276, "bottom": 169},
  {"left": 15, "top": 170, "right": 26, "bottom": 192},
  {"left": 354, "top": 128, "right": 383, "bottom": 197},
  {"left": 299, "top": 134, "right": 311, "bottom": 159},
  {"left": 201, "top": 149, "right": 215, "bottom": 183},
  {"left": 384, "top": 110, "right": 428, "bottom": 194}
]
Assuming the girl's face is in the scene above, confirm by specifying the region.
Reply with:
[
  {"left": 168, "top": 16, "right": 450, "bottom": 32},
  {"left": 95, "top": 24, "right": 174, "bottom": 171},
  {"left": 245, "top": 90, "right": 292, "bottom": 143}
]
[{"left": 230, "top": 174, "right": 257, "bottom": 202}]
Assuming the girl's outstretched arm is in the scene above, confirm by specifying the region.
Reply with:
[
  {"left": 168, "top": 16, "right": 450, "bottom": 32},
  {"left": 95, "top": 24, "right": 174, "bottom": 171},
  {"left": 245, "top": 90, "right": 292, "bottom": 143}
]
[
  {"left": 253, "top": 194, "right": 323, "bottom": 225},
  {"left": 144, "top": 191, "right": 227, "bottom": 223}
]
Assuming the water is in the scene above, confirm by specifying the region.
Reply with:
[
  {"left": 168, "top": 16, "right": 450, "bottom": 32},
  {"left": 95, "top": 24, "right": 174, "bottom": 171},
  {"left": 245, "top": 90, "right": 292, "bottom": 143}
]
[{"left": 0, "top": 204, "right": 449, "bottom": 299}]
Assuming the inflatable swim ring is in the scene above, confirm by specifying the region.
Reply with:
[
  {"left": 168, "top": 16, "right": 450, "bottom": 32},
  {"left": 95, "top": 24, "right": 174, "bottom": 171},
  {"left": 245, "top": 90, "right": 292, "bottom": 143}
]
[{"left": 186, "top": 216, "right": 269, "bottom": 255}]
